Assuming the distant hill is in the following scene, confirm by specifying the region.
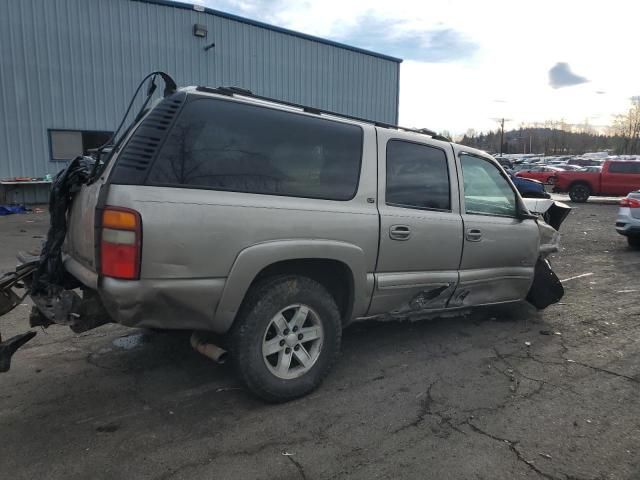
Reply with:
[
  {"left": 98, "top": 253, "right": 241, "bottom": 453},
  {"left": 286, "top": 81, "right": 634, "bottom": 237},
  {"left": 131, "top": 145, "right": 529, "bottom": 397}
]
[{"left": 459, "top": 127, "right": 625, "bottom": 155}]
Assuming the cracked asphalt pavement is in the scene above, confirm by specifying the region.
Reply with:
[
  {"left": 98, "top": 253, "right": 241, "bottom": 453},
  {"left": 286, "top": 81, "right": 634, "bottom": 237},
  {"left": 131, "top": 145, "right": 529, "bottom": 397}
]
[{"left": 0, "top": 200, "right": 639, "bottom": 479}]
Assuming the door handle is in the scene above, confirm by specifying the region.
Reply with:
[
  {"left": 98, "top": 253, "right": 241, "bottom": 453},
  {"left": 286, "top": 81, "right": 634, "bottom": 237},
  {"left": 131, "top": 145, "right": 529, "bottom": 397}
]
[
  {"left": 389, "top": 225, "right": 411, "bottom": 241},
  {"left": 466, "top": 228, "right": 483, "bottom": 242}
]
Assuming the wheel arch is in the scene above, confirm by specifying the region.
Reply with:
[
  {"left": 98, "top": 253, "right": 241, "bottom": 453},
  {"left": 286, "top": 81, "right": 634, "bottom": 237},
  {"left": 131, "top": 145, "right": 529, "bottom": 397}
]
[
  {"left": 214, "top": 240, "right": 371, "bottom": 333},
  {"left": 568, "top": 180, "right": 593, "bottom": 192}
]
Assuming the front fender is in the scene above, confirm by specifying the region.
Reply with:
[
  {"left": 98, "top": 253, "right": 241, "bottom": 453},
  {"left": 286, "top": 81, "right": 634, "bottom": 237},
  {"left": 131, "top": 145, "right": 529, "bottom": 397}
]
[{"left": 214, "top": 240, "right": 371, "bottom": 333}]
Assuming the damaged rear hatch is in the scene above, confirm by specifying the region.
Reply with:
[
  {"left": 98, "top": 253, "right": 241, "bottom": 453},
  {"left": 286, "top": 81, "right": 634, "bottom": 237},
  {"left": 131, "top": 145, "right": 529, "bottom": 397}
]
[{"left": 0, "top": 72, "right": 178, "bottom": 370}]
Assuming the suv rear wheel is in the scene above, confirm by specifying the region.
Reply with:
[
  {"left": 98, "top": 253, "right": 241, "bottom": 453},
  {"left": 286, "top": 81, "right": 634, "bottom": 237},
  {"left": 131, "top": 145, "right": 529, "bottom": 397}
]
[
  {"left": 230, "top": 275, "right": 341, "bottom": 402},
  {"left": 569, "top": 183, "right": 591, "bottom": 203}
]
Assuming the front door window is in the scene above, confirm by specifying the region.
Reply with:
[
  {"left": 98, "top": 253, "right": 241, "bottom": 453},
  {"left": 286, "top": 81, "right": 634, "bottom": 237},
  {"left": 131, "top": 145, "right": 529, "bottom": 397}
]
[{"left": 460, "top": 153, "right": 517, "bottom": 217}]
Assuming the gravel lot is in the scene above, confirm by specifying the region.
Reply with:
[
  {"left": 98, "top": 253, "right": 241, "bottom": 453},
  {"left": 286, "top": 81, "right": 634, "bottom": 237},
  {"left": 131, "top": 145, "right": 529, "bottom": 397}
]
[{"left": 1, "top": 199, "right": 638, "bottom": 480}]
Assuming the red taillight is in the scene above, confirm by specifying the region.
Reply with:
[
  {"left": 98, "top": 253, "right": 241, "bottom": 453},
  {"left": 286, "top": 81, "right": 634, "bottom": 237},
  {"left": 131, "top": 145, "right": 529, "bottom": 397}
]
[
  {"left": 620, "top": 197, "right": 640, "bottom": 208},
  {"left": 100, "top": 207, "right": 141, "bottom": 279}
]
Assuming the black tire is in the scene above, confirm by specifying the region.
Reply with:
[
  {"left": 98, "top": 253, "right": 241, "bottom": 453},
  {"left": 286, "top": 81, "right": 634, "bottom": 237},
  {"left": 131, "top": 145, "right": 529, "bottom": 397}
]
[
  {"left": 230, "top": 275, "right": 341, "bottom": 402},
  {"left": 628, "top": 236, "right": 640, "bottom": 249},
  {"left": 568, "top": 183, "right": 591, "bottom": 203}
]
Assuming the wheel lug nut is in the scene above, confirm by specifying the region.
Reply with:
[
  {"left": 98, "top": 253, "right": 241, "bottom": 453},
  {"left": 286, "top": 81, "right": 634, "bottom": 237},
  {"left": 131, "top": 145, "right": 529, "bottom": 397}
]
[
  {"left": 285, "top": 347, "right": 291, "bottom": 354},
  {"left": 283, "top": 328, "right": 290, "bottom": 335},
  {"left": 298, "top": 334, "right": 303, "bottom": 340},
  {"left": 279, "top": 340, "right": 285, "bottom": 347},
  {"left": 293, "top": 326, "right": 298, "bottom": 332},
  {"left": 294, "top": 345, "right": 300, "bottom": 351}
]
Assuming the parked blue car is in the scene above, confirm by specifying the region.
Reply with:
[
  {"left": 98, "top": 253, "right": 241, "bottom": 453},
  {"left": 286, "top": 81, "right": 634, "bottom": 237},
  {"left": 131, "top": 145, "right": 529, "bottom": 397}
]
[{"left": 509, "top": 173, "right": 551, "bottom": 199}]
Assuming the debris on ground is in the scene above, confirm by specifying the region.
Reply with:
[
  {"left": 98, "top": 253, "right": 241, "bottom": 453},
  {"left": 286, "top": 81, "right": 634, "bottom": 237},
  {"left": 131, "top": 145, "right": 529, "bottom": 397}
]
[
  {"left": 0, "top": 205, "right": 27, "bottom": 216},
  {"left": 560, "top": 272, "right": 594, "bottom": 283}
]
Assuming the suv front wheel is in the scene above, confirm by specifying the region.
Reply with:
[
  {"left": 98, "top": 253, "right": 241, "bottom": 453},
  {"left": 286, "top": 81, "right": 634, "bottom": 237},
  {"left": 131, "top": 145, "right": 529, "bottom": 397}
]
[{"left": 230, "top": 275, "right": 342, "bottom": 402}]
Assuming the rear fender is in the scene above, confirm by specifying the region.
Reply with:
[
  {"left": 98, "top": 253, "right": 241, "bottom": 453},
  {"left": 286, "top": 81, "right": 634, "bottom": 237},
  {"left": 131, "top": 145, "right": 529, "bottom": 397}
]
[{"left": 215, "top": 240, "right": 371, "bottom": 333}]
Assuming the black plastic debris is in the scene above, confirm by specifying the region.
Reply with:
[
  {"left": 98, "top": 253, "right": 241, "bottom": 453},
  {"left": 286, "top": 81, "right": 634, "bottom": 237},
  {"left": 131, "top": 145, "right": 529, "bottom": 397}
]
[
  {"left": 0, "top": 331, "right": 36, "bottom": 372},
  {"left": 30, "top": 156, "right": 94, "bottom": 295},
  {"left": 527, "top": 258, "right": 565, "bottom": 310}
]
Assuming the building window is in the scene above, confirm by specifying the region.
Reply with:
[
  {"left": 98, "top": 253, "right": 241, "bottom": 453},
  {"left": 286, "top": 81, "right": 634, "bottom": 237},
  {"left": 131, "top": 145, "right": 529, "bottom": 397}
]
[{"left": 49, "top": 130, "right": 112, "bottom": 162}]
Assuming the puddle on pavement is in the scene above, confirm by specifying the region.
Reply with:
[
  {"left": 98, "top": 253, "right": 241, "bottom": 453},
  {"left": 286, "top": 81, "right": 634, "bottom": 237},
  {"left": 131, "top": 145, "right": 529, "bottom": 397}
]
[{"left": 112, "top": 333, "right": 151, "bottom": 350}]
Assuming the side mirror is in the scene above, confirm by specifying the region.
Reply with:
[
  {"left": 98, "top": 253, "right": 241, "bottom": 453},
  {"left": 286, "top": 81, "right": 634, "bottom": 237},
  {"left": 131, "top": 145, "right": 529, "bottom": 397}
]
[
  {"left": 516, "top": 198, "right": 539, "bottom": 221},
  {"left": 519, "top": 211, "right": 539, "bottom": 221}
]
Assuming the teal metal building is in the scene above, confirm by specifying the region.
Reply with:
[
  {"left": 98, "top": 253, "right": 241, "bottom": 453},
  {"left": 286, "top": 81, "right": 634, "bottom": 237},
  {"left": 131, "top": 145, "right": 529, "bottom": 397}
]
[{"left": 0, "top": 0, "right": 401, "bottom": 202}]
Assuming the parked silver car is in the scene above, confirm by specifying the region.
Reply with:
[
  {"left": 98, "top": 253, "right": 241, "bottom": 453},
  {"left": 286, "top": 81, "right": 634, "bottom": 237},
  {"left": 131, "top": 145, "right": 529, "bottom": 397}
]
[
  {"left": 615, "top": 190, "right": 640, "bottom": 248},
  {"left": 0, "top": 74, "right": 570, "bottom": 401}
]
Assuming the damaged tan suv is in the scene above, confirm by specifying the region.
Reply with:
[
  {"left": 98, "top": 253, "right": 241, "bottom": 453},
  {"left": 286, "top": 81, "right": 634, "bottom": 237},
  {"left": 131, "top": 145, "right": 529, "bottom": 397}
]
[{"left": 0, "top": 73, "right": 570, "bottom": 402}]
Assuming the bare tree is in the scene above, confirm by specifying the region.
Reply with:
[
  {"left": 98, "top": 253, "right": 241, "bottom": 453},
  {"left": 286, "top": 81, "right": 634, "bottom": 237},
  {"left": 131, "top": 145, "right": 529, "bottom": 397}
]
[{"left": 613, "top": 97, "right": 640, "bottom": 154}]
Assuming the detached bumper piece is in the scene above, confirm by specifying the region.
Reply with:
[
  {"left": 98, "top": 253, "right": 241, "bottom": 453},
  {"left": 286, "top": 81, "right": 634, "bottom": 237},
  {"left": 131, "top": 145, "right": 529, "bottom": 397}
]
[
  {"left": 0, "top": 261, "right": 39, "bottom": 371},
  {"left": 0, "top": 331, "right": 36, "bottom": 372},
  {"left": 0, "top": 260, "right": 38, "bottom": 316},
  {"left": 526, "top": 258, "right": 564, "bottom": 309}
]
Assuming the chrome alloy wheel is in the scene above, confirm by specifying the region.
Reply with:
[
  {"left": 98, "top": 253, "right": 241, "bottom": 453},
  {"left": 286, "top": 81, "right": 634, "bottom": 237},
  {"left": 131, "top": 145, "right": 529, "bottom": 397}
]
[{"left": 262, "top": 304, "right": 324, "bottom": 380}]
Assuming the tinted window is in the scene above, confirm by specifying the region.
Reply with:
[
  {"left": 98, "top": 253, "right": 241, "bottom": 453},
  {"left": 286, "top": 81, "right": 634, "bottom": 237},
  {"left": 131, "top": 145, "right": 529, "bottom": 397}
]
[
  {"left": 147, "top": 98, "right": 363, "bottom": 200},
  {"left": 385, "top": 140, "right": 450, "bottom": 211},
  {"left": 460, "top": 153, "right": 517, "bottom": 217},
  {"left": 609, "top": 162, "right": 640, "bottom": 174}
]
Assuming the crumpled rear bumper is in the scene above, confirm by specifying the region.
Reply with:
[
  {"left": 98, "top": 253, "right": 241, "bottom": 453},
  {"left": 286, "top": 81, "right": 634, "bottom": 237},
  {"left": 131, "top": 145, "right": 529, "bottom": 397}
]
[{"left": 99, "top": 276, "right": 227, "bottom": 333}]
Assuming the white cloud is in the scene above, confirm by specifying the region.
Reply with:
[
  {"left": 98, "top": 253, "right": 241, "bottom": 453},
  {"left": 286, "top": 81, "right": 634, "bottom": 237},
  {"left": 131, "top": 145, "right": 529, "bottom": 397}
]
[{"left": 204, "top": 0, "right": 640, "bottom": 133}]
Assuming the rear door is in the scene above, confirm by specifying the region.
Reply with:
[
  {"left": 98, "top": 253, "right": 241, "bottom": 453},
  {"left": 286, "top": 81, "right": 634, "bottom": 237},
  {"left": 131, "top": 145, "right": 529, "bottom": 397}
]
[
  {"left": 452, "top": 148, "right": 540, "bottom": 307},
  {"left": 604, "top": 162, "right": 640, "bottom": 195},
  {"left": 369, "top": 131, "right": 463, "bottom": 316}
]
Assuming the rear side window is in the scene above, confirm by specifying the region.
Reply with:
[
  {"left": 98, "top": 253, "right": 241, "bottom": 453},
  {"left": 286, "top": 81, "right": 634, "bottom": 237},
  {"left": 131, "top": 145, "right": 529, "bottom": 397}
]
[
  {"left": 147, "top": 98, "right": 363, "bottom": 200},
  {"left": 609, "top": 162, "right": 640, "bottom": 174},
  {"left": 385, "top": 140, "right": 450, "bottom": 211}
]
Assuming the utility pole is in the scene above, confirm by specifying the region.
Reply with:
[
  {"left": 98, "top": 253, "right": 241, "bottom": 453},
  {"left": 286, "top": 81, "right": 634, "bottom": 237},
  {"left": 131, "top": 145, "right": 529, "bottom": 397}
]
[
  {"left": 499, "top": 118, "right": 505, "bottom": 156},
  {"left": 492, "top": 118, "right": 511, "bottom": 156}
]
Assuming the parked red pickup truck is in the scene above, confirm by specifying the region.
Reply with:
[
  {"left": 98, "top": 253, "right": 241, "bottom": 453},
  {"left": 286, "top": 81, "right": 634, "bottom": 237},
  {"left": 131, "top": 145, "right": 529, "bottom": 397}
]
[{"left": 552, "top": 160, "right": 640, "bottom": 202}]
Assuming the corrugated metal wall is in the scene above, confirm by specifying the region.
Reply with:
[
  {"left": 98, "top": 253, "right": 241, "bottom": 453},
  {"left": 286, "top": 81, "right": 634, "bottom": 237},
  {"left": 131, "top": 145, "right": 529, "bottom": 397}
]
[{"left": 0, "top": 0, "right": 400, "bottom": 185}]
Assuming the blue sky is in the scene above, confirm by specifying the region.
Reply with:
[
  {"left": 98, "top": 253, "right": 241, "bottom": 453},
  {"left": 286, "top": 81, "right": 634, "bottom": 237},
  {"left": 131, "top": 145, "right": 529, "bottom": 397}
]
[{"left": 201, "top": 0, "right": 639, "bottom": 134}]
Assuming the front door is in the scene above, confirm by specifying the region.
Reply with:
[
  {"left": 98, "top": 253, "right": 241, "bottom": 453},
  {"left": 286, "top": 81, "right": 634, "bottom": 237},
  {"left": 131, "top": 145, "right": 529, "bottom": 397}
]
[
  {"left": 452, "top": 148, "right": 540, "bottom": 307},
  {"left": 368, "top": 131, "right": 463, "bottom": 317}
]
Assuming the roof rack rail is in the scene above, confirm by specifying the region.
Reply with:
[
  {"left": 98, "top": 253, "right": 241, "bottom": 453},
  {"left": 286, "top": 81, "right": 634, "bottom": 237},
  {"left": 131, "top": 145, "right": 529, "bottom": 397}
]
[{"left": 194, "top": 86, "right": 447, "bottom": 140}]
